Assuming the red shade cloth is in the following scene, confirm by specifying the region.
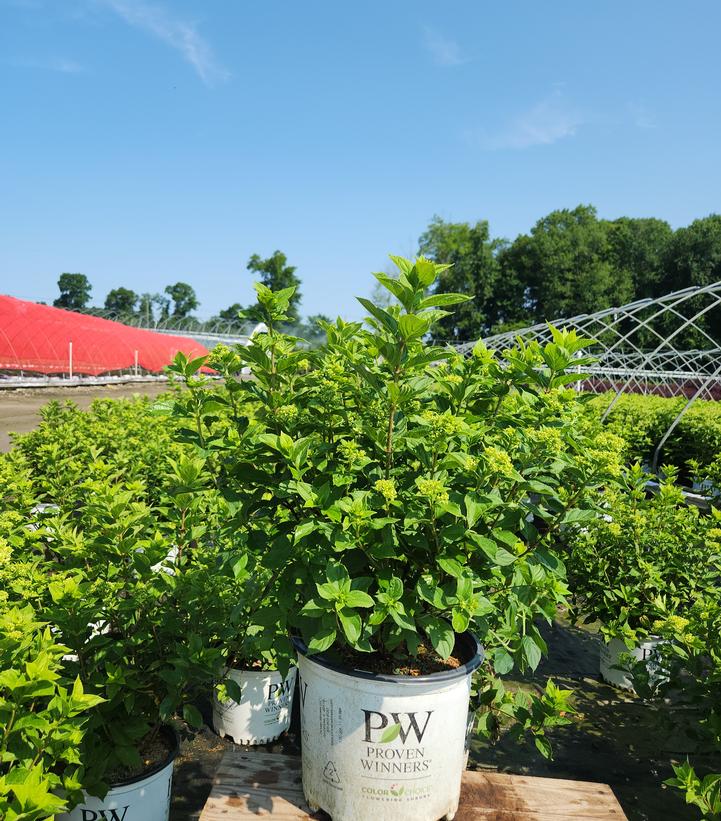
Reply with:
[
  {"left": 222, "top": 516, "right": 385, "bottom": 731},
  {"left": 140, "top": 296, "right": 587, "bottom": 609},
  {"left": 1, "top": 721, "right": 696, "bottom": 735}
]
[{"left": 0, "top": 295, "right": 209, "bottom": 375}]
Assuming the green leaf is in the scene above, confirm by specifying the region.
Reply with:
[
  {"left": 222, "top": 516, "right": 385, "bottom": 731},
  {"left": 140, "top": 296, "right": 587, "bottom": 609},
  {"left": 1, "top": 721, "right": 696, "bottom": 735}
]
[
  {"left": 388, "top": 606, "right": 415, "bottom": 632},
  {"left": 561, "top": 508, "right": 597, "bottom": 525},
  {"left": 338, "top": 608, "right": 362, "bottom": 644},
  {"left": 493, "top": 648, "right": 514, "bottom": 675},
  {"left": 464, "top": 494, "right": 484, "bottom": 529},
  {"left": 438, "top": 556, "right": 464, "bottom": 578},
  {"left": 387, "top": 576, "right": 403, "bottom": 600},
  {"left": 307, "top": 626, "right": 337, "bottom": 653},
  {"left": 423, "top": 616, "right": 455, "bottom": 659},
  {"left": 451, "top": 608, "right": 469, "bottom": 633},
  {"left": 300, "top": 598, "right": 329, "bottom": 617},
  {"left": 492, "top": 547, "right": 517, "bottom": 566},
  {"left": 414, "top": 258, "right": 438, "bottom": 287},
  {"left": 521, "top": 635, "right": 542, "bottom": 671},
  {"left": 294, "top": 521, "right": 318, "bottom": 543},
  {"left": 327, "top": 563, "right": 350, "bottom": 583},
  {"left": 534, "top": 735, "right": 553, "bottom": 759},
  {"left": 419, "top": 293, "right": 471, "bottom": 308},
  {"left": 317, "top": 582, "right": 340, "bottom": 601},
  {"left": 398, "top": 314, "right": 430, "bottom": 340},
  {"left": 183, "top": 703, "right": 203, "bottom": 728},
  {"left": 373, "top": 273, "right": 412, "bottom": 308},
  {"left": 379, "top": 722, "right": 402, "bottom": 743},
  {"left": 345, "top": 590, "right": 374, "bottom": 608},
  {"left": 356, "top": 298, "right": 399, "bottom": 333},
  {"left": 225, "top": 678, "right": 243, "bottom": 703}
]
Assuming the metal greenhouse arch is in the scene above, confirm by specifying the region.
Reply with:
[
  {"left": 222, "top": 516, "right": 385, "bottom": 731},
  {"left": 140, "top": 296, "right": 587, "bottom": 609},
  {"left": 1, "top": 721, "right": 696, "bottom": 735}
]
[{"left": 456, "top": 281, "right": 721, "bottom": 471}]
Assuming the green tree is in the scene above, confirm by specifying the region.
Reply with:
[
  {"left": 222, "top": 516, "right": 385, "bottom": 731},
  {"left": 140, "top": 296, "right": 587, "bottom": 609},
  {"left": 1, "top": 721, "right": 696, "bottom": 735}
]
[
  {"left": 138, "top": 293, "right": 154, "bottom": 325},
  {"left": 418, "top": 217, "right": 503, "bottom": 340},
  {"left": 662, "top": 215, "right": 721, "bottom": 292},
  {"left": 54, "top": 273, "right": 92, "bottom": 311},
  {"left": 164, "top": 282, "right": 199, "bottom": 319},
  {"left": 296, "top": 313, "right": 331, "bottom": 346},
  {"left": 152, "top": 293, "right": 170, "bottom": 323},
  {"left": 505, "top": 205, "right": 632, "bottom": 322},
  {"left": 660, "top": 214, "right": 721, "bottom": 344},
  {"left": 104, "top": 287, "right": 138, "bottom": 316},
  {"left": 604, "top": 217, "right": 673, "bottom": 298},
  {"left": 218, "top": 303, "right": 245, "bottom": 324},
  {"left": 247, "top": 251, "right": 301, "bottom": 321}
]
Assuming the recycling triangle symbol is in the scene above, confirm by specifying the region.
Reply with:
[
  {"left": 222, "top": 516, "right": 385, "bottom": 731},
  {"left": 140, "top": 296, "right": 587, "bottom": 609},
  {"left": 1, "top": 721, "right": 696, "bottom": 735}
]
[{"left": 323, "top": 761, "right": 341, "bottom": 784}]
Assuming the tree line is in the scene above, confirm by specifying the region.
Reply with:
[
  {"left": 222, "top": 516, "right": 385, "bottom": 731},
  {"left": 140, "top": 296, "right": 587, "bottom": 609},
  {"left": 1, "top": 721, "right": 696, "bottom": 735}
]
[
  {"left": 49, "top": 205, "right": 721, "bottom": 343},
  {"left": 52, "top": 250, "right": 308, "bottom": 329},
  {"left": 420, "top": 206, "right": 721, "bottom": 341}
]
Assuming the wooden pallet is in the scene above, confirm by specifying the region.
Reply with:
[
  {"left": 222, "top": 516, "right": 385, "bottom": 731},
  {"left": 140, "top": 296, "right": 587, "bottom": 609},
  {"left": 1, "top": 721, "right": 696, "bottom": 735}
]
[{"left": 199, "top": 750, "right": 628, "bottom": 820}]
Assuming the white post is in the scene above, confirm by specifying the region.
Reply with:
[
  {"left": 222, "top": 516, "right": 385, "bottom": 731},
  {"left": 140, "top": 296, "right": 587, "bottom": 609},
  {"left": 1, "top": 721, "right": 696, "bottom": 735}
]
[
  {"left": 68, "top": 341, "right": 73, "bottom": 379},
  {"left": 134, "top": 350, "right": 139, "bottom": 376}
]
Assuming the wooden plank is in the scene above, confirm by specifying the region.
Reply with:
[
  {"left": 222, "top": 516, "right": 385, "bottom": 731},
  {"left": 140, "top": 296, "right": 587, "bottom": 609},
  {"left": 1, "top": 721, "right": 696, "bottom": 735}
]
[
  {"left": 457, "top": 771, "right": 626, "bottom": 820},
  {"left": 199, "top": 752, "right": 321, "bottom": 820},
  {"left": 199, "top": 750, "right": 628, "bottom": 820}
]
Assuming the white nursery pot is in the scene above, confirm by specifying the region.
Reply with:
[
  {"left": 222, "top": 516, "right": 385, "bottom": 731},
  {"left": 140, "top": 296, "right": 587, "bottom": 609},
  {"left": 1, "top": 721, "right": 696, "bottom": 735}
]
[
  {"left": 599, "top": 636, "right": 668, "bottom": 690},
  {"left": 294, "top": 633, "right": 483, "bottom": 821},
  {"left": 57, "top": 726, "right": 178, "bottom": 821},
  {"left": 212, "top": 666, "right": 297, "bottom": 745}
]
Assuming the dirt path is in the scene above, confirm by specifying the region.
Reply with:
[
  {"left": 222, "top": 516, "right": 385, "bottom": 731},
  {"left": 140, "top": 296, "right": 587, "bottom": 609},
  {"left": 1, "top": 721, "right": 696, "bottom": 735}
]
[{"left": 0, "top": 382, "right": 170, "bottom": 451}]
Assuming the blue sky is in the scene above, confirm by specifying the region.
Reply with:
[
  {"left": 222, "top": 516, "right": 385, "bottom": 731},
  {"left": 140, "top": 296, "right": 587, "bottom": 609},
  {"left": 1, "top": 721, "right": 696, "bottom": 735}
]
[{"left": 1, "top": 0, "right": 720, "bottom": 321}]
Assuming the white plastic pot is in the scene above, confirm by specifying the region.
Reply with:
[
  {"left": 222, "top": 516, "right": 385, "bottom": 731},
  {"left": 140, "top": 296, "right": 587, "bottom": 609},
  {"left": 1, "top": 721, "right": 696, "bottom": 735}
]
[
  {"left": 57, "top": 726, "right": 178, "bottom": 821},
  {"left": 212, "top": 666, "right": 297, "bottom": 745},
  {"left": 27, "top": 503, "right": 60, "bottom": 532},
  {"left": 294, "top": 633, "right": 483, "bottom": 821},
  {"left": 599, "top": 636, "right": 668, "bottom": 690}
]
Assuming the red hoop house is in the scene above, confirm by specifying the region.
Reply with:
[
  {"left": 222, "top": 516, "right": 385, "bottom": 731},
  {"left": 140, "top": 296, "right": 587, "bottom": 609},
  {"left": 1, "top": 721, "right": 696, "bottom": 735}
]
[{"left": 0, "top": 295, "right": 209, "bottom": 376}]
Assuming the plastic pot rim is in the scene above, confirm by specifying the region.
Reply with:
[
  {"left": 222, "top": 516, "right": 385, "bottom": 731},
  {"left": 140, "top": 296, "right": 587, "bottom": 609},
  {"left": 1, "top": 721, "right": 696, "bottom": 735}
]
[{"left": 292, "top": 631, "right": 484, "bottom": 684}]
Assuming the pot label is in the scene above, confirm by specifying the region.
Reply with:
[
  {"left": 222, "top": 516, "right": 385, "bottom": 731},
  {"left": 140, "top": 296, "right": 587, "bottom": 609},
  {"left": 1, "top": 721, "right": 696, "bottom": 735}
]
[
  {"left": 80, "top": 810, "right": 129, "bottom": 821},
  {"left": 362, "top": 709, "right": 433, "bottom": 744},
  {"left": 212, "top": 668, "right": 297, "bottom": 744},
  {"left": 298, "top": 655, "right": 471, "bottom": 820}
]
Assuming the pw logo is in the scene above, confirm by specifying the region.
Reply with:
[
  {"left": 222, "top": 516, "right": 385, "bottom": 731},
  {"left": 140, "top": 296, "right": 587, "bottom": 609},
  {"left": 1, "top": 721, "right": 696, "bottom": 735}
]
[
  {"left": 81, "top": 808, "right": 129, "bottom": 821},
  {"left": 363, "top": 710, "right": 433, "bottom": 744},
  {"left": 267, "top": 678, "right": 293, "bottom": 701}
]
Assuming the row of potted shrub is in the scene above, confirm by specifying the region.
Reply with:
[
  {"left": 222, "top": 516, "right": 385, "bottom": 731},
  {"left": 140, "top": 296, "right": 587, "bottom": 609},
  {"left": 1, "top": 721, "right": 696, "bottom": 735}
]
[
  {"left": 563, "top": 464, "right": 721, "bottom": 690},
  {"left": 7, "top": 257, "right": 719, "bottom": 820},
  {"left": 562, "top": 462, "right": 721, "bottom": 818},
  {"left": 1, "top": 257, "right": 630, "bottom": 821},
  {"left": 588, "top": 391, "right": 721, "bottom": 491}
]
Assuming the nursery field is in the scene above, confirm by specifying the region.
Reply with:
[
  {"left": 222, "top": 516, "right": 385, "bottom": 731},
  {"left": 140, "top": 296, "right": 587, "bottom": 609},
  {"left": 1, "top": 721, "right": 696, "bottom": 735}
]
[
  {"left": 1, "top": 263, "right": 720, "bottom": 821},
  {"left": 0, "top": 382, "right": 168, "bottom": 451}
]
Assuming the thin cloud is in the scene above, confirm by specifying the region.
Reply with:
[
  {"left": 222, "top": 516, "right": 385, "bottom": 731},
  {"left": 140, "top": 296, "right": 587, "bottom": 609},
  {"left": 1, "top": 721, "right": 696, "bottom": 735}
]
[
  {"left": 422, "top": 26, "right": 465, "bottom": 67},
  {"left": 628, "top": 101, "right": 656, "bottom": 129},
  {"left": 466, "top": 90, "right": 585, "bottom": 150},
  {"left": 9, "top": 56, "right": 84, "bottom": 73},
  {"left": 97, "top": 0, "right": 229, "bottom": 85}
]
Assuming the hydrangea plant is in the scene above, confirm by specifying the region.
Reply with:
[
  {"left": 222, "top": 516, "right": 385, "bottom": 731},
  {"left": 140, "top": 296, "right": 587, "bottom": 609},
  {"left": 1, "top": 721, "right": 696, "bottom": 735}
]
[
  {"left": 564, "top": 465, "right": 721, "bottom": 644},
  {"left": 0, "top": 605, "right": 103, "bottom": 821},
  {"left": 656, "top": 598, "right": 721, "bottom": 820},
  {"left": 170, "top": 256, "right": 623, "bottom": 681}
]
